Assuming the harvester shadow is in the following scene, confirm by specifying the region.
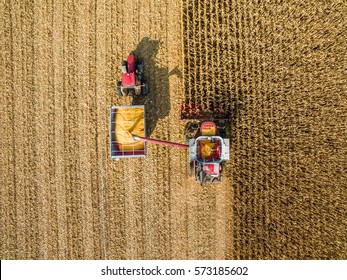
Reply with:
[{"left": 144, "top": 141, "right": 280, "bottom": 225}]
[
  {"left": 229, "top": 98, "right": 243, "bottom": 141},
  {"left": 131, "top": 37, "right": 181, "bottom": 137}
]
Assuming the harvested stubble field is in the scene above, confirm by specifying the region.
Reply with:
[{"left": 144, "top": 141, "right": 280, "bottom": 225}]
[{"left": 1, "top": 0, "right": 346, "bottom": 259}]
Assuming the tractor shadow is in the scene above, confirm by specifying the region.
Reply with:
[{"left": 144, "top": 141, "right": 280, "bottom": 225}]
[{"left": 131, "top": 37, "right": 181, "bottom": 137}]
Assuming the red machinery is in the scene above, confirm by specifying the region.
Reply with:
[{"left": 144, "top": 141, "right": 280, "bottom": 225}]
[
  {"left": 112, "top": 53, "right": 230, "bottom": 185},
  {"left": 132, "top": 119, "right": 230, "bottom": 185},
  {"left": 185, "top": 120, "right": 229, "bottom": 185},
  {"left": 111, "top": 107, "right": 230, "bottom": 185},
  {"left": 116, "top": 52, "right": 148, "bottom": 97},
  {"left": 179, "top": 100, "right": 231, "bottom": 184}
]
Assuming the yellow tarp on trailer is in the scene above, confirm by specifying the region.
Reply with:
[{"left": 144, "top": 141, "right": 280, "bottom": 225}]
[{"left": 114, "top": 107, "right": 145, "bottom": 151}]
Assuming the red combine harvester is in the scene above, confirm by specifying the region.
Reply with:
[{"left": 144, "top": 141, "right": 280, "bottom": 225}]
[
  {"left": 111, "top": 53, "right": 230, "bottom": 185},
  {"left": 184, "top": 119, "right": 229, "bottom": 185},
  {"left": 180, "top": 102, "right": 230, "bottom": 184},
  {"left": 116, "top": 52, "right": 148, "bottom": 97},
  {"left": 132, "top": 119, "right": 229, "bottom": 185}
]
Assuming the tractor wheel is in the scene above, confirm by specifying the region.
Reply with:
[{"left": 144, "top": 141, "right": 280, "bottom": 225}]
[{"left": 116, "top": 81, "right": 122, "bottom": 96}]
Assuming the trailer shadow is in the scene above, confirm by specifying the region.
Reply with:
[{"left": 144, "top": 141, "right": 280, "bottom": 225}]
[{"left": 131, "top": 37, "right": 180, "bottom": 137}]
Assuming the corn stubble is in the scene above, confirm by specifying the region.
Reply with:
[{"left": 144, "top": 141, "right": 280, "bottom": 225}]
[{"left": 1, "top": 0, "right": 346, "bottom": 260}]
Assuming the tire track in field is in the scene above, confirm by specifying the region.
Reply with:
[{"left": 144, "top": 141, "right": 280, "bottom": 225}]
[
  {"left": 152, "top": 0, "right": 174, "bottom": 260},
  {"left": 7, "top": 1, "right": 33, "bottom": 259},
  {"left": 44, "top": 0, "right": 59, "bottom": 259},
  {"left": 86, "top": 0, "right": 103, "bottom": 259},
  {"left": 52, "top": 0, "right": 68, "bottom": 260},
  {"left": 166, "top": 0, "right": 191, "bottom": 259},
  {"left": 133, "top": 0, "right": 158, "bottom": 259},
  {"left": 1, "top": 0, "right": 17, "bottom": 259},
  {"left": 62, "top": 0, "right": 85, "bottom": 258},
  {"left": 119, "top": 0, "right": 145, "bottom": 259},
  {"left": 215, "top": 173, "right": 234, "bottom": 259},
  {"left": 95, "top": 0, "right": 109, "bottom": 259},
  {"left": 84, "top": 0, "right": 109, "bottom": 259},
  {"left": 197, "top": 187, "right": 217, "bottom": 259},
  {"left": 75, "top": 0, "right": 94, "bottom": 259},
  {"left": 185, "top": 180, "right": 199, "bottom": 258},
  {"left": 104, "top": 0, "right": 127, "bottom": 259},
  {"left": 32, "top": 0, "right": 51, "bottom": 259},
  {"left": 0, "top": 0, "right": 7, "bottom": 257}
]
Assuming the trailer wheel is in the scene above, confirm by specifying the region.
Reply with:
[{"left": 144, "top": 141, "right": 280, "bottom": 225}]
[{"left": 116, "top": 81, "right": 122, "bottom": 96}]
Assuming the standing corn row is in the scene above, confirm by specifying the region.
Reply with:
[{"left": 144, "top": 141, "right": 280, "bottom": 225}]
[{"left": 182, "top": 0, "right": 234, "bottom": 118}]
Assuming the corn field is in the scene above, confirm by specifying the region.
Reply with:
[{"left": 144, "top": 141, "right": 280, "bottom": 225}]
[
  {"left": 182, "top": 0, "right": 347, "bottom": 258},
  {"left": 1, "top": 0, "right": 346, "bottom": 259}
]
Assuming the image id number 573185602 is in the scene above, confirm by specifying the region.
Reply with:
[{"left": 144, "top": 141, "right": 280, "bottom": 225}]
[{"left": 194, "top": 267, "right": 248, "bottom": 276}]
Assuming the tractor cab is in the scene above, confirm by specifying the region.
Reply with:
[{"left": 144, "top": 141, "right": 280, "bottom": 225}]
[{"left": 196, "top": 123, "right": 221, "bottom": 161}]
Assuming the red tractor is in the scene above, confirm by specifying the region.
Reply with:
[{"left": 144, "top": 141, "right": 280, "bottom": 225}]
[{"left": 116, "top": 52, "right": 148, "bottom": 97}]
